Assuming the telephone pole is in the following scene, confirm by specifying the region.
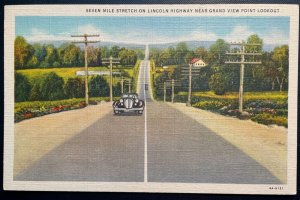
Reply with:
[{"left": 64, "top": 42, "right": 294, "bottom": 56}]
[
  {"left": 171, "top": 79, "right": 175, "bottom": 103},
  {"left": 181, "top": 63, "right": 201, "bottom": 106},
  {"left": 71, "top": 34, "right": 100, "bottom": 105},
  {"left": 102, "top": 56, "right": 120, "bottom": 102},
  {"left": 226, "top": 42, "right": 262, "bottom": 113},
  {"left": 121, "top": 76, "right": 124, "bottom": 94},
  {"left": 163, "top": 82, "right": 166, "bottom": 102}
]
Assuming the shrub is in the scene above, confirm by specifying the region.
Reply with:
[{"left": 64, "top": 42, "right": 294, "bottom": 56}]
[
  {"left": 251, "top": 113, "right": 287, "bottom": 127},
  {"left": 40, "top": 72, "right": 65, "bottom": 100},
  {"left": 29, "top": 80, "right": 42, "bottom": 101},
  {"left": 64, "top": 77, "right": 85, "bottom": 98},
  {"left": 113, "top": 82, "right": 122, "bottom": 96},
  {"left": 15, "top": 73, "right": 32, "bottom": 102},
  {"left": 193, "top": 100, "right": 231, "bottom": 110},
  {"left": 209, "top": 73, "right": 227, "bottom": 95},
  {"left": 88, "top": 75, "right": 109, "bottom": 97}
]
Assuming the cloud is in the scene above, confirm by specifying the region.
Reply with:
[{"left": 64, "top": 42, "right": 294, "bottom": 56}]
[
  {"left": 26, "top": 24, "right": 289, "bottom": 45},
  {"left": 261, "top": 28, "right": 289, "bottom": 45},
  {"left": 223, "top": 25, "right": 255, "bottom": 42}
]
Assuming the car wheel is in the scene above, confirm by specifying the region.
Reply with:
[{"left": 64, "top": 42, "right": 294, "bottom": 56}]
[{"left": 114, "top": 110, "right": 119, "bottom": 115}]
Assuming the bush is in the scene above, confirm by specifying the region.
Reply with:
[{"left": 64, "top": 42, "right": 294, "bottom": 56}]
[
  {"left": 15, "top": 73, "right": 32, "bottom": 102},
  {"left": 29, "top": 80, "right": 42, "bottom": 101},
  {"left": 251, "top": 113, "right": 287, "bottom": 127},
  {"left": 209, "top": 73, "right": 227, "bottom": 95},
  {"left": 64, "top": 77, "right": 85, "bottom": 98},
  {"left": 113, "top": 82, "right": 122, "bottom": 96},
  {"left": 40, "top": 72, "right": 65, "bottom": 100},
  {"left": 88, "top": 75, "right": 109, "bottom": 97},
  {"left": 193, "top": 100, "right": 231, "bottom": 110}
]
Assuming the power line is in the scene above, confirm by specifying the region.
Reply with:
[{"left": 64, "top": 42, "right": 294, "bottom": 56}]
[
  {"left": 71, "top": 34, "right": 100, "bottom": 105},
  {"left": 226, "top": 41, "right": 262, "bottom": 113},
  {"left": 102, "top": 56, "right": 120, "bottom": 102}
]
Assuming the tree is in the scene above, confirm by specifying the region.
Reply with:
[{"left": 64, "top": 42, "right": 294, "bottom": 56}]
[
  {"left": 87, "top": 46, "right": 101, "bottom": 66},
  {"left": 209, "top": 39, "right": 229, "bottom": 66},
  {"left": 209, "top": 73, "right": 228, "bottom": 95},
  {"left": 119, "top": 49, "right": 137, "bottom": 65},
  {"left": 14, "top": 36, "right": 34, "bottom": 69},
  {"left": 15, "top": 73, "right": 31, "bottom": 102},
  {"left": 33, "top": 43, "right": 47, "bottom": 63},
  {"left": 272, "top": 45, "right": 289, "bottom": 91},
  {"left": 110, "top": 46, "right": 121, "bottom": 58},
  {"left": 194, "top": 47, "right": 209, "bottom": 61},
  {"left": 88, "top": 75, "right": 109, "bottom": 97},
  {"left": 40, "top": 72, "right": 65, "bottom": 100},
  {"left": 59, "top": 43, "right": 83, "bottom": 67},
  {"left": 45, "top": 44, "right": 58, "bottom": 67},
  {"left": 64, "top": 78, "right": 85, "bottom": 98},
  {"left": 175, "top": 42, "right": 188, "bottom": 64}
]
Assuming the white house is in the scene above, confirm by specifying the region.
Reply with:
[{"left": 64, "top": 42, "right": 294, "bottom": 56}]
[{"left": 190, "top": 58, "right": 207, "bottom": 67}]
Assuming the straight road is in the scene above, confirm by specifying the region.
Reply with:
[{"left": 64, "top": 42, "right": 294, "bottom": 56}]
[{"left": 15, "top": 57, "right": 281, "bottom": 184}]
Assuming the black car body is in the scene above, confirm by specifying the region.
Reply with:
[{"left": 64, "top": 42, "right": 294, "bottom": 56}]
[{"left": 113, "top": 93, "right": 145, "bottom": 115}]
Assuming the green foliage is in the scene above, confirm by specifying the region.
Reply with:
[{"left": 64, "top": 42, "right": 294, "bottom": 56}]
[
  {"left": 64, "top": 77, "right": 85, "bottom": 98},
  {"left": 15, "top": 73, "right": 32, "bottom": 102},
  {"left": 14, "top": 36, "right": 34, "bottom": 69},
  {"left": 209, "top": 73, "right": 227, "bottom": 95},
  {"left": 113, "top": 82, "right": 122, "bottom": 96},
  {"left": 251, "top": 113, "right": 287, "bottom": 127},
  {"left": 40, "top": 72, "right": 65, "bottom": 100},
  {"left": 174, "top": 91, "right": 287, "bottom": 127},
  {"left": 88, "top": 75, "right": 109, "bottom": 97},
  {"left": 119, "top": 49, "right": 138, "bottom": 65}
]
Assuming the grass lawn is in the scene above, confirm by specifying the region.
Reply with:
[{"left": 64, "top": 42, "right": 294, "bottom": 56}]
[{"left": 16, "top": 64, "right": 138, "bottom": 86}]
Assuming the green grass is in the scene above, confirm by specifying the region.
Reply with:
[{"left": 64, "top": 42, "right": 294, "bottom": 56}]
[
  {"left": 177, "top": 91, "right": 288, "bottom": 101},
  {"left": 16, "top": 64, "right": 138, "bottom": 86},
  {"left": 175, "top": 91, "right": 288, "bottom": 127},
  {"left": 17, "top": 67, "right": 111, "bottom": 82}
]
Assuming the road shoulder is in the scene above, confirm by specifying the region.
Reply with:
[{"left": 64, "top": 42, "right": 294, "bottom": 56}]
[
  {"left": 14, "top": 102, "right": 112, "bottom": 177},
  {"left": 168, "top": 102, "right": 287, "bottom": 183}
]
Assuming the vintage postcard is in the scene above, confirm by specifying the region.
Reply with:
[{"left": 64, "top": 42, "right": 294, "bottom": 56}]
[{"left": 3, "top": 4, "right": 298, "bottom": 194}]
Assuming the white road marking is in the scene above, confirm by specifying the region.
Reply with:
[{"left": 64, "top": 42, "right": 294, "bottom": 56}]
[{"left": 143, "top": 60, "right": 148, "bottom": 182}]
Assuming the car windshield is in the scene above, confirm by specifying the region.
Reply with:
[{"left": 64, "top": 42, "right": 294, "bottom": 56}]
[{"left": 122, "top": 94, "right": 137, "bottom": 98}]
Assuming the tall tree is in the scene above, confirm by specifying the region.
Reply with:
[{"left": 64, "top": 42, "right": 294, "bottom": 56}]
[
  {"left": 175, "top": 42, "right": 188, "bottom": 64},
  {"left": 209, "top": 39, "right": 229, "bottom": 66},
  {"left": 14, "top": 36, "right": 34, "bottom": 69},
  {"left": 272, "top": 45, "right": 289, "bottom": 91}
]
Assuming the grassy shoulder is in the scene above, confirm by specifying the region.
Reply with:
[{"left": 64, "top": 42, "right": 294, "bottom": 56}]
[{"left": 175, "top": 91, "right": 288, "bottom": 127}]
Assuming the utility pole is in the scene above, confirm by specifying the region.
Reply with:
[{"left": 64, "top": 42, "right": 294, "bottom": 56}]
[
  {"left": 71, "top": 34, "right": 100, "bottom": 105},
  {"left": 121, "top": 76, "right": 124, "bottom": 94},
  {"left": 187, "top": 63, "right": 192, "bottom": 106},
  {"left": 102, "top": 56, "right": 120, "bottom": 102},
  {"left": 226, "top": 42, "right": 262, "bottom": 113},
  {"left": 163, "top": 82, "right": 166, "bottom": 102},
  {"left": 171, "top": 79, "right": 175, "bottom": 103}
]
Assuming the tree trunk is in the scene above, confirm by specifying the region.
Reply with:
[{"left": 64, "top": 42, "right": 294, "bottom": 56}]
[{"left": 271, "top": 80, "right": 275, "bottom": 90}]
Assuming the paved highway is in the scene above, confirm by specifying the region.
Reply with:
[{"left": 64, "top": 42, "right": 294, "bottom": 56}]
[{"left": 15, "top": 59, "right": 280, "bottom": 184}]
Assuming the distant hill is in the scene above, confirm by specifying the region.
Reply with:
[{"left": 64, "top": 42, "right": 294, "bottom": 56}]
[{"left": 28, "top": 40, "right": 281, "bottom": 52}]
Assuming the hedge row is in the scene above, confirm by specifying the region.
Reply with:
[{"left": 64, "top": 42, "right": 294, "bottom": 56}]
[
  {"left": 15, "top": 72, "right": 121, "bottom": 102},
  {"left": 15, "top": 97, "right": 113, "bottom": 122}
]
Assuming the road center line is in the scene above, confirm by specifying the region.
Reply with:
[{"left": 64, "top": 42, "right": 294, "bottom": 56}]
[{"left": 143, "top": 60, "right": 148, "bottom": 182}]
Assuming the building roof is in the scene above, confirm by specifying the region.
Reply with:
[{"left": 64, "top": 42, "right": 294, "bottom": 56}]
[{"left": 190, "top": 58, "right": 200, "bottom": 64}]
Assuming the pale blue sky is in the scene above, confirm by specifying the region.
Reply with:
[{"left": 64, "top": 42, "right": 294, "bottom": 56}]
[{"left": 16, "top": 16, "right": 289, "bottom": 44}]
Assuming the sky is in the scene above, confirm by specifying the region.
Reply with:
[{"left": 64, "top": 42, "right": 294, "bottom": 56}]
[{"left": 16, "top": 16, "right": 290, "bottom": 45}]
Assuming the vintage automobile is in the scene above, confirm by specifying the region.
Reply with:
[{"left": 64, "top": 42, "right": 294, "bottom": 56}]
[{"left": 113, "top": 93, "right": 145, "bottom": 115}]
